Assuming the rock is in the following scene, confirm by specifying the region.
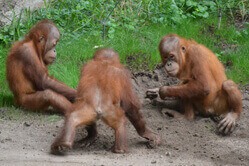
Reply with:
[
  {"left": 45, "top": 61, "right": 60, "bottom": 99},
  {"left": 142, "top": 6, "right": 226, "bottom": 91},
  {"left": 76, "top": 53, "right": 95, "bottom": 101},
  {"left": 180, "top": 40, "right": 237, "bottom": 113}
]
[
  {"left": 24, "top": 122, "right": 31, "bottom": 127},
  {"left": 165, "top": 152, "right": 171, "bottom": 156},
  {"left": 151, "top": 160, "right": 157, "bottom": 164},
  {"left": 0, "top": 0, "right": 44, "bottom": 26}
]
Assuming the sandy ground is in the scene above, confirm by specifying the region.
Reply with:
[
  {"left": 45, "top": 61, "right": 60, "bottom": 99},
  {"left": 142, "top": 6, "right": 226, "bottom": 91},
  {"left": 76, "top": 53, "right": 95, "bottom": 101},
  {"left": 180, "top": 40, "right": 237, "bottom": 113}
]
[{"left": 0, "top": 68, "right": 249, "bottom": 166}]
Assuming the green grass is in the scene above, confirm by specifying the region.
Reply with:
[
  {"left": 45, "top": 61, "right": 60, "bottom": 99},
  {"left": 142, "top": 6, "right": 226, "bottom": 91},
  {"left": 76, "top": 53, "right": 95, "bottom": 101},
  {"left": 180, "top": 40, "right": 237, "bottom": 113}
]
[
  {"left": 0, "top": 0, "right": 248, "bottom": 109},
  {"left": 1, "top": 19, "right": 249, "bottom": 108},
  {"left": 0, "top": 106, "right": 62, "bottom": 123},
  {"left": 0, "top": 45, "right": 12, "bottom": 106},
  {"left": 223, "top": 41, "right": 249, "bottom": 84}
]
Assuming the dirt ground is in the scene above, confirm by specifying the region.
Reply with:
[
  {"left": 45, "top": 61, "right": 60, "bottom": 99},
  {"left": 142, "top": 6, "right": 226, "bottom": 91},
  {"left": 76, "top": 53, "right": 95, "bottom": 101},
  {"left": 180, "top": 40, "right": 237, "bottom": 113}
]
[{"left": 0, "top": 67, "right": 249, "bottom": 166}]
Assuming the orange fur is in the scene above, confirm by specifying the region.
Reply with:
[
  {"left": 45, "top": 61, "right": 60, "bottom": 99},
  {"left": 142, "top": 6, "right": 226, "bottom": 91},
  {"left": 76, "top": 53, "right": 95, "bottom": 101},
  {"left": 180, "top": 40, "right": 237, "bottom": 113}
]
[
  {"left": 51, "top": 48, "right": 160, "bottom": 154},
  {"left": 6, "top": 20, "right": 76, "bottom": 114},
  {"left": 158, "top": 34, "right": 242, "bottom": 134}
]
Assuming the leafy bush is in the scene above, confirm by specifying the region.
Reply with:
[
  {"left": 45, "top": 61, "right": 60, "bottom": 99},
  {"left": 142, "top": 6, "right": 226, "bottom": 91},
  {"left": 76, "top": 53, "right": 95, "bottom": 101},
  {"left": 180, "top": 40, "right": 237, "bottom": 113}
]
[
  {"left": 0, "top": 0, "right": 248, "bottom": 45},
  {"left": 0, "top": 0, "right": 209, "bottom": 45}
]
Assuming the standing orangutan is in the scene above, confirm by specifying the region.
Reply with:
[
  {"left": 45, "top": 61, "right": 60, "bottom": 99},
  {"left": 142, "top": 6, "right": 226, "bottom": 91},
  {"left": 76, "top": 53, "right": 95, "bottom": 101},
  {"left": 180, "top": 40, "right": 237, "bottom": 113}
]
[
  {"left": 6, "top": 20, "right": 76, "bottom": 114},
  {"left": 51, "top": 48, "right": 161, "bottom": 154},
  {"left": 147, "top": 34, "right": 242, "bottom": 134}
]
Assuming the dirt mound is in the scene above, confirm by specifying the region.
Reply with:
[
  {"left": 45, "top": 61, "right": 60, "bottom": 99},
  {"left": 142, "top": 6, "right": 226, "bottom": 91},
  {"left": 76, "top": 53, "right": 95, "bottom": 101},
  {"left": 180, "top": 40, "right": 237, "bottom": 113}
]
[{"left": 132, "top": 66, "right": 178, "bottom": 99}]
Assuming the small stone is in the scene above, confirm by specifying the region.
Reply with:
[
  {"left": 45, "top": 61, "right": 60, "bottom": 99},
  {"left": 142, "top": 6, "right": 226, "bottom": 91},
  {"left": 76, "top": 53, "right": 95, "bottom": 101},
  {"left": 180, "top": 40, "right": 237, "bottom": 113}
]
[
  {"left": 153, "top": 75, "right": 159, "bottom": 81},
  {"left": 24, "top": 122, "right": 31, "bottom": 127},
  {"left": 174, "top": 147, "right": 179, "bottom": 150},
  {"left": 151, "top": 160, "right": 157, "bottom": 164},
  {"left": 165, "top": 152, "right": 171, "bottom": 156},
  {"left": 142, "top": 76, "right": 149, "bottom": 83},
  {"left": 238, "top": 157, "right": 244, "bottom": 161}
]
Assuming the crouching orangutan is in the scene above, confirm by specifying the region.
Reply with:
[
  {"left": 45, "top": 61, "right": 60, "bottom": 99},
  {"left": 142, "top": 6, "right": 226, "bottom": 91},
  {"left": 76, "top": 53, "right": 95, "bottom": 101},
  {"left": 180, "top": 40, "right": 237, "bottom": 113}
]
[
  {"left": 51, "top": 48, "right": 161, "bottom": 154},
  {"left": 6, "top": 20, "right": 76, "bottom": 114},
  {"left": 147, "top": 34, "right": 242, "bottom": 135}
]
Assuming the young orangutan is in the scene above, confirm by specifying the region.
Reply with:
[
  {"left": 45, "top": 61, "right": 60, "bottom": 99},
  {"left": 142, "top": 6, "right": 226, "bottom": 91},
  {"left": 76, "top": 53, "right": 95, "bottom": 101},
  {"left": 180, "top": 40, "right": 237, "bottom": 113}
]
[
  {"left": 51, "top": 48, "right": 161, "bottom": 154},
  {"left": 147, "top": 34, "right": 242, "bottom": 134},
  {"left": 6, "top": 20, "right": 76, "bottom": 114}
]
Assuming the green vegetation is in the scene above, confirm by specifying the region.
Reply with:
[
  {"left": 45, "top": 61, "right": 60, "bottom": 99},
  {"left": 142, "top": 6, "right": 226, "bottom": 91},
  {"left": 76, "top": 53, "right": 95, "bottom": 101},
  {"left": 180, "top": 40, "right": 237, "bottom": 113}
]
[
  {"left": 0, "top": 0, "right": 248, "bottom": 107},
  {"left": 0, "top": 106, "right": 61, "bottom": 123}
]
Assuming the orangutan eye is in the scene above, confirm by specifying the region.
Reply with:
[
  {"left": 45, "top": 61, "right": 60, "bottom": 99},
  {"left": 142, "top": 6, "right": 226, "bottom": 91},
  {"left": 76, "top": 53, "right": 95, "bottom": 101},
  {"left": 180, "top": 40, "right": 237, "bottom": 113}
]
[
  {"left": 182, "top": 46, "right": 186, "bottom": 52},
  {"left": 169, "top": 54, "right": 175, "bottom": 60}
]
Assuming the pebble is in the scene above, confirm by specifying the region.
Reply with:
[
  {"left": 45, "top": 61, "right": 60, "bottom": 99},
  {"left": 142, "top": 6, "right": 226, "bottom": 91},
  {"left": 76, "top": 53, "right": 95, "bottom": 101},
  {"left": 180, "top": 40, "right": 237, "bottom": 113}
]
[
  {"left": 24, "top": 122, "right": 31, "bottom": 127},
  {"left": 153, "top": 75, "right": 159, "bottom": 81},
  {"left": 165, "top": 152, "right": 171, "bottom": 156},
  {"left": 151, "top": 160, "right": 157, "bottom": 164},
  {"left": 238, "top": 157, "right": 244, "bottom": 161},
  {"left": 174, "top": 147, "right": 179, "bottom": 150}
]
